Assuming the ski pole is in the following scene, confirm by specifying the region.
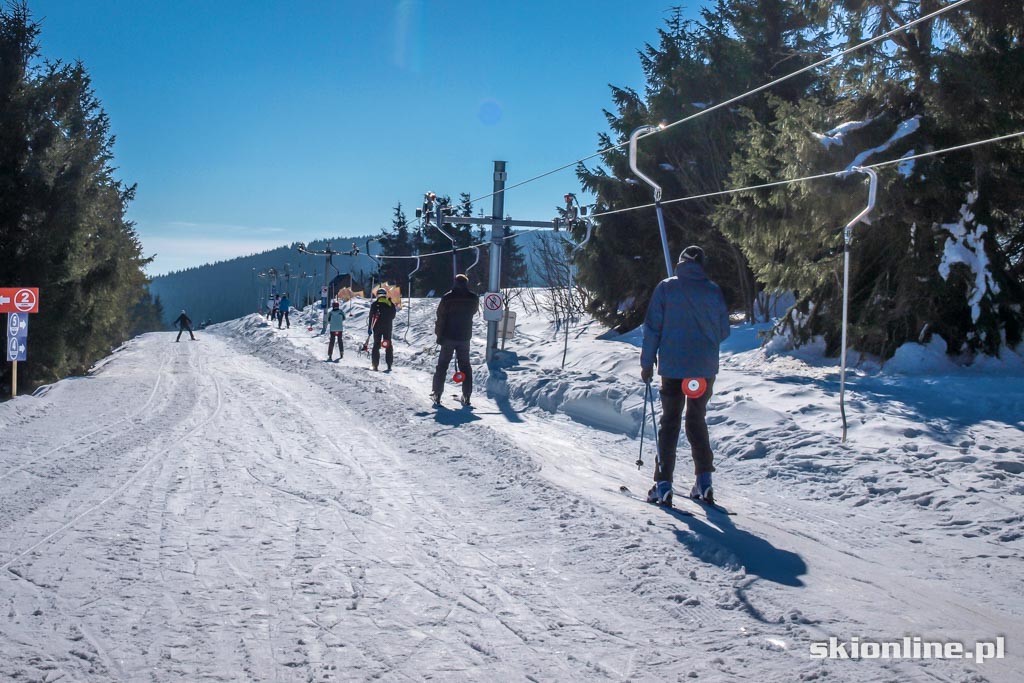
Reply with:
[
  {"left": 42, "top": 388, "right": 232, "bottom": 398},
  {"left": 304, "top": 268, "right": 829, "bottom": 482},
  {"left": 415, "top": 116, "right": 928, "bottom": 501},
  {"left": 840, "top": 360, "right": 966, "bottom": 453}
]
[
  {"left": 638, "top": 382, "right": 660, "bottom": 471},
  {"left": 638, "top": 383, "right": 649, "bottom": 469},
  {"left": 648, "top": 383, "right": 661, "bottom": 473}
]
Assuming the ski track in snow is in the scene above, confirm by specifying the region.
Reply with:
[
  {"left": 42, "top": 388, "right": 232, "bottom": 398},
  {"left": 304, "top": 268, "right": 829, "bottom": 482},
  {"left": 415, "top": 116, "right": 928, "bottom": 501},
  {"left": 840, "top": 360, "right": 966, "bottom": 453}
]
[{"left": 0, "top": 299, "right": 1020, "bottom": 682}]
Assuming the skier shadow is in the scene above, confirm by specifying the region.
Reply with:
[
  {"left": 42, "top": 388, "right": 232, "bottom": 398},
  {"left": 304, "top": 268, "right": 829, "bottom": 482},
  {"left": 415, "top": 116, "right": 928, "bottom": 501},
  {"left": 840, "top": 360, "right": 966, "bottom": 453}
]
[
  {"left": 490, "top": 394, "right": 526, "bottom": 423},
  {"left": 667, "top": 508, "right": 807, "bottom": 587},
  {"left": 485, "top": 353, "right": 526, "bottom": 423},
  {"left": 418, "top": 408, "right": 482, "bottom": 426}
]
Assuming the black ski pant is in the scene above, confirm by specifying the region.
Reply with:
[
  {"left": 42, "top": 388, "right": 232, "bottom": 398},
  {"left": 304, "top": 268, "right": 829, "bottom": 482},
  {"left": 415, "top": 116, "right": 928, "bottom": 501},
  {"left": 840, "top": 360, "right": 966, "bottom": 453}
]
[
  {"left": 372, "top": 326, "right": 393, "bottom": 368},
  {"left": 328, "top": 331, "right": 344, "bottom": 358},
  {"left": 176, "top": 326, "right": 195, "bottom": 341},
  {"left": 655, "top": 375, "right": 716, "bottom": 483},
  {"left": 277, "top": 310, "right": 290, "bottom": 328},
  {"left": 432, "top": 340, "right": 471, "bottom": 399}
]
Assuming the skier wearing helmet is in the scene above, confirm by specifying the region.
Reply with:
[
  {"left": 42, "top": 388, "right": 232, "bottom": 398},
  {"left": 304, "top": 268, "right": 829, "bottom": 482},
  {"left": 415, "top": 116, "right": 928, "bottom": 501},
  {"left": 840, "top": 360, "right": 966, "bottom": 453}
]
[{"left": 368, "top": 288, "right": 397, "bottom": 371}]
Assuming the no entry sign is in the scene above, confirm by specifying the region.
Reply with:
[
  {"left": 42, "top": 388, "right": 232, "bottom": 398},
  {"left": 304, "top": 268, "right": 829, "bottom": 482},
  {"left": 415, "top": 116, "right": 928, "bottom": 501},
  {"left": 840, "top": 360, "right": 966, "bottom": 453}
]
[
  {"left": 0, "top": 288, "right": 39, "bottom": 314},
  {"left": 483, "top": 292, "right": 503, "bottom": 322}
]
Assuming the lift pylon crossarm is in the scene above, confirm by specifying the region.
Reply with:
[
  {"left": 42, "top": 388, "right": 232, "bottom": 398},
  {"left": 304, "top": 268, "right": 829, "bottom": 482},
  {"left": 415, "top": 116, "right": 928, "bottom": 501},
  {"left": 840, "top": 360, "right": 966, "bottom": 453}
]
[
  {"left": 439, "top": 216, "right": 560, "bottom": 229},
  {"left": 296, "top": 242, "right": 360, "bottom": 257}
]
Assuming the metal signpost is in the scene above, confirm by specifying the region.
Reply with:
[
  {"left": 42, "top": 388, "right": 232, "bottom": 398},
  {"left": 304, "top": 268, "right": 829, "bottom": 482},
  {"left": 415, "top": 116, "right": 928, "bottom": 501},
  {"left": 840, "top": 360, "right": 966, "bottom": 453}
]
[
  {"left": 1, "top": 287, "right": 39, "bottom": 398},
  {"left": 409, "top": 167, "right": 587, "bottom": 362},
  {"left": 435, "top": 162, "right": 572, "bottom": 362}
]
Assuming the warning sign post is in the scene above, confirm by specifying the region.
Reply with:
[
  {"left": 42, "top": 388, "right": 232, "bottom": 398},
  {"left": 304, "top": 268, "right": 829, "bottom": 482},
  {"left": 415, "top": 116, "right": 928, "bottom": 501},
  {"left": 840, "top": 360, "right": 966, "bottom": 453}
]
[
  {"left": 3, "top": 287, "right": 39, "bottom": 398},
  {"left": 482, "top": 292, "right": 504, "bottom": 322}
]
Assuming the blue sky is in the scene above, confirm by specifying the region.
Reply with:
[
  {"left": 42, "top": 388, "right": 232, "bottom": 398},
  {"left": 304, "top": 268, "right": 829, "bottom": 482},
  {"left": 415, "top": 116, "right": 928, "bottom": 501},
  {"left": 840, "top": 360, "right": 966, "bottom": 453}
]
[{"left": 29, "top": 1, "right": 702, "bottom": 275}]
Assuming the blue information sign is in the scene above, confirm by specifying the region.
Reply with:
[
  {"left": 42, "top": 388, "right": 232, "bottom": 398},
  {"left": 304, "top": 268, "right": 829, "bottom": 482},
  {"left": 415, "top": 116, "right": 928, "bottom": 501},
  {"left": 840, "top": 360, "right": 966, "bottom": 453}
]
[{"left": 6, "top": 312, "right": 27, "bottom": 361}]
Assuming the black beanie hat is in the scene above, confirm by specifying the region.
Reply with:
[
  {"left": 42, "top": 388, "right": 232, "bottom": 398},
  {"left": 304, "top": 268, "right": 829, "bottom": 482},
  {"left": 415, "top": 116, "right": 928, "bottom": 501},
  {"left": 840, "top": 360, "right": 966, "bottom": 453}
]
[{"left": 678, "top": 245, "right": 705, "bottom": 265}]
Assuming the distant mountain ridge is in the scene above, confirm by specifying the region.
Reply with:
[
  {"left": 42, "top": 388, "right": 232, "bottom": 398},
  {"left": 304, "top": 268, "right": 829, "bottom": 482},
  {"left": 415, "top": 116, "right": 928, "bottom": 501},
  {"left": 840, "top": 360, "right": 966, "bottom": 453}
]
[
  {"left": 149, "top": 232, "right": 549, "bottom": 327},
  {"left": 149, "top": 235, "right": 380, "bottom": 327}
]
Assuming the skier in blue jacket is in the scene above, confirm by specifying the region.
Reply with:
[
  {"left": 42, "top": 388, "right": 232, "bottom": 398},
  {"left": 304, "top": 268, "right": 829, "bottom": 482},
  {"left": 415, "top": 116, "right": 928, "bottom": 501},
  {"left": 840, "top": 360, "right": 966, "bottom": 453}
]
[
  {"left": 327, "top": 300, "right": 345, "bottom": 361},
  {"left": 277, "top": 294, "right": 291, "bottom": 329},
  {"left": 640, "top": 245, "right": 730, "bottom": 507}
]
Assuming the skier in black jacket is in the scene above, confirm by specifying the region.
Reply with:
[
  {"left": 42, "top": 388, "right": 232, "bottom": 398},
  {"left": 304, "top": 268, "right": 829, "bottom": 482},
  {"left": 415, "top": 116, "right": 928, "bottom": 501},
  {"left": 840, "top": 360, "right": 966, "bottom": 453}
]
[
  {"left": 368, "top": 288, "right": 397, "bottom": 370},
  {"left": 430, "top": 274, "right": 479, "bottom": 405},
  {"left": 174, "top": 310, "right": 196, "bottom": 342}
]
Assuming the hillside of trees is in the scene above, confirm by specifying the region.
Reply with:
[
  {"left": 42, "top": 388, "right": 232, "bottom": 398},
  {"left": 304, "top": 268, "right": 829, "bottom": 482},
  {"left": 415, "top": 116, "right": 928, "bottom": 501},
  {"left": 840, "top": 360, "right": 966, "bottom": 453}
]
[
  {"left": 149, "top": 235, "right": 379, "bottom": 327},
  {"left": 0, "top": 3, "right": 163, "bottom": 396},
  {"left": 150, "top": 226, "right": 543, "bottom": 328},
  {"left": 578, "top": 0, "right": 1023, "bottom": 360}
]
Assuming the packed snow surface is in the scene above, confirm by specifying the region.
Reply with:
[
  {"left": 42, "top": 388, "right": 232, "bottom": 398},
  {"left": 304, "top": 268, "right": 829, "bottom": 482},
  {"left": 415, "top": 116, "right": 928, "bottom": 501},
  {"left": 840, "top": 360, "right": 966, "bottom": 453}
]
[{"left": 1, "top": 293, "right": 1021, "bottom": 682}]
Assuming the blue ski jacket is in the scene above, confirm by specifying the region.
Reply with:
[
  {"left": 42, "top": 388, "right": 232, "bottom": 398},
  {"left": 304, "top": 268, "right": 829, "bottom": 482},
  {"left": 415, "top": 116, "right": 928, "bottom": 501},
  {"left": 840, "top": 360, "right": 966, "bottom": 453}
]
[
  {"left": 328, "top": 307, "right": 346, "bottom": 332},
  {"left": 641, "top": 260, "right": 730, "bottom": 379}
]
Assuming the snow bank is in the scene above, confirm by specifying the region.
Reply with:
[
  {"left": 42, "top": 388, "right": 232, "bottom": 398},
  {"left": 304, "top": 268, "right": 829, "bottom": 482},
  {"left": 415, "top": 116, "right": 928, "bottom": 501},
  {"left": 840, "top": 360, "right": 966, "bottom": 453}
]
[{"left": 883, "top": 337, "right": 953, "bottom": 374}]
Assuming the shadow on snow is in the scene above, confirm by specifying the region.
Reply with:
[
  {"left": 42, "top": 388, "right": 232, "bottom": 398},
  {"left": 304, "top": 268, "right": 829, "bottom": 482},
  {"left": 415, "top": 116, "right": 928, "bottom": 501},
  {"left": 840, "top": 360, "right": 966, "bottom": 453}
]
[{"left": 664, "top": 506, "right": 807, "bottom": 587}]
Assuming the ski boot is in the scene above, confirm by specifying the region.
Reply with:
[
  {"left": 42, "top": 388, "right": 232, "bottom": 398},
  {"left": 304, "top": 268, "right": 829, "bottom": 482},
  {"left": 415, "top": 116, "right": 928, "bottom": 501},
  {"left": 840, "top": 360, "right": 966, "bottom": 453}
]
[
  {"left": 689, "top": 473, "right": 714, "bottom": 506},
  {"left": 646, "top": 481, "right": 673, "bottom": 507}
]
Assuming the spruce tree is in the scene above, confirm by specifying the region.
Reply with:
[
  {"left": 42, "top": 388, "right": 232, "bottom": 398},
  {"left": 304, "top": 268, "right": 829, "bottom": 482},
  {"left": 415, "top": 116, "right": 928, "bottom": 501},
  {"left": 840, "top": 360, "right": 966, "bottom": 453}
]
[
  {"left": 0, "top": 3, "right": 160, "bottom": 394},
  {"left": 377, "top": 202, "right": 414, "bottom": 287},
  {"left": 720, "top": 1, "right": 1024, "bottom": 358},
  {"left": 577, "top": 2, "right": 825, "bottom": 330}
]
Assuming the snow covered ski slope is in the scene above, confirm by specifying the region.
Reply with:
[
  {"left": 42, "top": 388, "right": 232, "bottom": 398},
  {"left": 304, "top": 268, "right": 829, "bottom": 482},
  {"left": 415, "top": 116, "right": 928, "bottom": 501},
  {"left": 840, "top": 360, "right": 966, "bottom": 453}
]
[{"left": 1, "top": 297, "right": 1021, "bottom": 682}]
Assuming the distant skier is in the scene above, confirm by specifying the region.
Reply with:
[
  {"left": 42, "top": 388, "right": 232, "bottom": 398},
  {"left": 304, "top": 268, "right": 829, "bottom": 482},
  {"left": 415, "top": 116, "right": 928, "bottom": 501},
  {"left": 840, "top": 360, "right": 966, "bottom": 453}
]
[
  {"left": 368, "top": 288, "right": 397, "bottom": 371},
  {"left": 278, "top": 293, "right": 291, "bottom": 329},
  {"left": 430, "top": 274, "right": 479, "bottom": 406},
  {"left": 174, "top": 309, "right": 196, "bottom": 342},
  {"left": 327, "top": 300, "right": 346, "bottom": 361},
  {"left": 640, "top": 246, "right": 730, "bottom": 507},
  {"left": 269, "top": 295, "right": 279, "bottom": 321}
]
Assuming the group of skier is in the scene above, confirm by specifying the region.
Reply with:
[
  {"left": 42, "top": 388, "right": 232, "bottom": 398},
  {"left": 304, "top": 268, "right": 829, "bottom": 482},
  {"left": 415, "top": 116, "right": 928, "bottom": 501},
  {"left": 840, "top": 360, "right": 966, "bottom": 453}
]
[
  {"left": 311, "top": 279, "right": 478, "bottom": 409},
  {"left": 265, "top": 294, "right": 291, "bottom": 329},
  {"left": 343, "top": 246, "right": 729, "bottom": 509},
  {"left": 171, "top": 243, "right": 730, "bottom": 509}
]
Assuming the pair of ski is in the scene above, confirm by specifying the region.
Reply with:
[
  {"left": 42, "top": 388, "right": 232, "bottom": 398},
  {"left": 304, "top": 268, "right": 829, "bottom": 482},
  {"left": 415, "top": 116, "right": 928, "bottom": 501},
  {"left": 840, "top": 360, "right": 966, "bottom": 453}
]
[{"left": 618, "top": 485, "right": 736, "bottom": 516}]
